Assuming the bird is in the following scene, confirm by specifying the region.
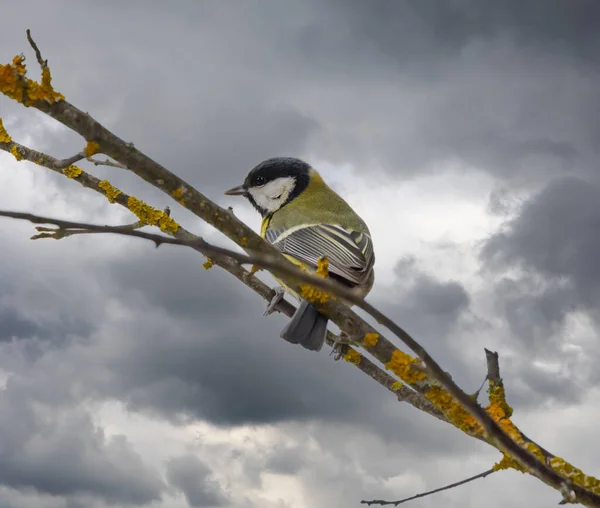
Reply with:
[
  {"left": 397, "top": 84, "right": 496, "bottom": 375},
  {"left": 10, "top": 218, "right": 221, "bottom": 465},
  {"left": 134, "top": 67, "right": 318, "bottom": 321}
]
[{"left": 225, "top": 157, "right": 375, "bottom": 352}]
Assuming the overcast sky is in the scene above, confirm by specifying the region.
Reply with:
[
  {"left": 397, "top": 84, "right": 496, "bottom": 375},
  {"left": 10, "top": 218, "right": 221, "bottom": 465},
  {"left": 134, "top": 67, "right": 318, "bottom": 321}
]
[{"left": 1, "top": 1, "right": 600, "bottom": 507}]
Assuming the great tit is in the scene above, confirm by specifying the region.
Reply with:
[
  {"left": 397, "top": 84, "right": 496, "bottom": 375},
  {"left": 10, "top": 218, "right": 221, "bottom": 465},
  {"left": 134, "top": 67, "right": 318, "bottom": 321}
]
[{"left": 225, "top": 157, "right": 375, "bottom": 352}]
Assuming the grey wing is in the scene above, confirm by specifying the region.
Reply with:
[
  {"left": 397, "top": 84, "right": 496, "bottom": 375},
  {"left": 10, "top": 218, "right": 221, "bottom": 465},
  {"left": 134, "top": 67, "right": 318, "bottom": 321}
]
[{"left": 266, "top": 224, "right": 375, "bottom": 286}]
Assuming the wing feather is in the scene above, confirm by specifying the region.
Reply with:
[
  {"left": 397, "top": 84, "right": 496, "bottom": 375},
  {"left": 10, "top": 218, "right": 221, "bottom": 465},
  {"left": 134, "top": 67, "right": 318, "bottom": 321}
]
[{"left": 267, "top": 224, "right": 374, "bottom": 286}]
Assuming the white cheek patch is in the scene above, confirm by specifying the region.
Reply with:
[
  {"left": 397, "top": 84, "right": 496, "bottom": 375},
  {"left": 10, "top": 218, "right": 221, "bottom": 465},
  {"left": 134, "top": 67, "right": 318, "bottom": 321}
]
[{"left": 248, "top": 176, "right": 296, "bottom": 213}]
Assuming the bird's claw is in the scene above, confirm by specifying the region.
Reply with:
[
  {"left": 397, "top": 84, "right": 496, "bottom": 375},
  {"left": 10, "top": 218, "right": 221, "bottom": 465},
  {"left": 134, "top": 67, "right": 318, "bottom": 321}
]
[
  {"left": 330, "top": 331, "right": 359, "bottom": 361},
  {"left": 264, "top": 286, "right": 286, "bottom": 316}
]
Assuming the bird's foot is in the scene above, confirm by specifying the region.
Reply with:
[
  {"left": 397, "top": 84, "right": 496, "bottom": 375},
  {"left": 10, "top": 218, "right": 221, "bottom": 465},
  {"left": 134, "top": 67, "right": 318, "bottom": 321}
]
[
  {"left": 330, "top": 331, "right": 361, "bottom": 361},
  {"left": 264, "top": 286, "right": 286, "bottom": 316}
]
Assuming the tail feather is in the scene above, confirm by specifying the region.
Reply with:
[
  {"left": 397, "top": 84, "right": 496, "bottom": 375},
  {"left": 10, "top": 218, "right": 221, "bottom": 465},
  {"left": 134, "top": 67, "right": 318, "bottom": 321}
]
[{"left": 280, "top": 300, "right": 328, "bottom": 352}]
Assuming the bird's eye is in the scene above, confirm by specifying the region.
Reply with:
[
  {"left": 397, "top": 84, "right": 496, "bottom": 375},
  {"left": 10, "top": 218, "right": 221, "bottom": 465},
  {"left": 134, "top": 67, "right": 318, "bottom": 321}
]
[{"left": 255, "top": 176, "right": 266, "bottom": 187}]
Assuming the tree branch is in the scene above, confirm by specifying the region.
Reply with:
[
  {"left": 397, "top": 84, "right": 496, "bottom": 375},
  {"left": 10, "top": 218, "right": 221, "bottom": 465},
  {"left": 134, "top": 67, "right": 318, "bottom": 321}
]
[{"left": 361, "top": 468, "right": 495, "bottom": 506}]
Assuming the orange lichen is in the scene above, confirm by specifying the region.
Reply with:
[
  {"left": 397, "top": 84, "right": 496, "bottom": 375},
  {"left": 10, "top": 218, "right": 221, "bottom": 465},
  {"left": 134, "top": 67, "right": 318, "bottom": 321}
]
[
  {"left": 316, "top": 257, "right": 329, "bottom": 277},
  {"left": 63, "top": 165, "right": 83, "bottom": 179},
  {"left": 240, "top": 236, "right": 248, "bottom": 247},
  {"left": 9, "top": 145, "right": 23, "bottom": 160},
  {"left": 344, "top": 349, "right": 361, "bottom": 365},
  {"left": 249, "top": 264, "right": 262, "bottom": 274},
  {"left": 0, "top": 118, "right": 11, "bottom": 143},
  {"left": 98, "top": 180, "right": 122, "bottom": 204},
  {"left": 127, "top": 196, "right": 179, "bottom": 233},
  {"left": 299, "top": 284, "right": 330, "bottom": 304},
  {"left": 384, "top": 349, "right": 427, "bottom": 385},
  {"left": 363, "top": 332, "right": 379, "bottom": 347},
  {"left": 203, "top": 258, "right": 214, "bottom": 270},
  {"left": 84, "top": 141, "right": 99, "bottom": 157},
  {"left": 0, "top": 54, "right": 64, "bottom": 105},
  {"left": 485, "top": 403, "right": 507, "bottom": 422}
]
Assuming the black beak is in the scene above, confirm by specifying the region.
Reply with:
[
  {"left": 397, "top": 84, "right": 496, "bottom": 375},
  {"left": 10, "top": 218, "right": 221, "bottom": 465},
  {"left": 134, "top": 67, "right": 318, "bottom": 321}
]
[{"left": 224, "top": 185, "right": 247, "bottom": 196}]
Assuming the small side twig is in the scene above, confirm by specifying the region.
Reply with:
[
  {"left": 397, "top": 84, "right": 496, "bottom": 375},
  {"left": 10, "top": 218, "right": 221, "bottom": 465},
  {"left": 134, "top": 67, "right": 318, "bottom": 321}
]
[
  {"left": 0, "top": 211, "right": 174, "bottom": 247},
  {"left": 361, "top": 468, "right": 495, "bottom": 506},
  {"left": 87, "top": 157, "right": 128, "bottom": 169},
  {"left": 26, "top": 28, "right": 47, "bottom": 69},
  {"left": 53, "top": 151, "right": 85, "bottom": 169}
]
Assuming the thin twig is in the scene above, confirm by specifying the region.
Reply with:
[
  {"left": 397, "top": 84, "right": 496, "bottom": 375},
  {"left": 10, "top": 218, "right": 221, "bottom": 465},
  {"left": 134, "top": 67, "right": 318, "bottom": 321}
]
[
  {"left": 361, "top": 468, "right": 495, "bottom": 506},
  {"left": 51, "top": 151, "right": 85, "bottom": 169},
  {"left": 26, "top": 28, "right": 47, "bottom": 69},
  {"left": 0, "top": 211, "right": 178, "bottom": 246},
  {"left": 87, "top": 157, "right": 128, "bottom": 169}
]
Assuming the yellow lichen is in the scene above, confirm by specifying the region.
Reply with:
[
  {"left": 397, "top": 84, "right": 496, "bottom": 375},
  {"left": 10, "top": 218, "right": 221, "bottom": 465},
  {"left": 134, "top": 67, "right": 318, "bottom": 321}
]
[
  {"left": 203, "top": 258, "right": 214, "bottom": 270},
  {"left": 384, "top": 349, "right": 427, "bottom": 385},
  {"left": 344, "top": 349, "right": 361, "bottom": 365},
  {"left": 0, "top": 118, "right": 11, "bottom": 143},
  {"left": 549, "top": 457, "right": 600, "bottom": 492},
  {"left": 9, "top": 145, "right": 22, "bottom": 160},
  {"left": 493, "top": 453, "right": 525, "bottom": 473},
  {"left": 363, "top": 332, "right": 379, "bottom": 347},
  {"left": 63, "top": 165, "right": 83, "bottom": 179},
  {"left": 425, "top": 385, "right": 482, "bottom": 435},
  {"left": 172, "top": 187, "right": 184, "bottom": 199},
  {"left": 299, "top": 284, "right": 330, "bottom": 304},
  {"left": 316, "top": 257, "right": 329, "bottom": 278},
  {"left": 488, "top": 380, "right": 513, "bottom": 418},
  {"left": 12, "top": 55, "right": 25, "bottom": 74},
  {"left": 98, "top": 180, "right": 122, "bottom": 204},
  {"left": 127, "top": 196, "right": 180, "bottom": 233},
  {"left": 84, "top": 141, "right": 99, "bottom": 157},
  {"left": 491, "top": 442, "right": 600, "bottom": 490},
  {"left": 240, "top": 236, "right": 248, "bottom": 247},
  {"left": 390, "top": 381, "right": 403, "bottom": 391},
  {"left": 0, "top": 55, "right": 64, "bottom": 105}
]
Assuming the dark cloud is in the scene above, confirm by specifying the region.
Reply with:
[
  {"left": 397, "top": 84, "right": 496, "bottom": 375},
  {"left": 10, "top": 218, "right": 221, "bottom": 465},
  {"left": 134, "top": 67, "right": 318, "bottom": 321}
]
[
  {"left": 373, "top": 260, "right": 476, "bottom": 386},
  {"left": 1, "top": 1, "right": 600, "bottom": 507},
  {"left": 0, "top": 370, "right": 164, "bottom": 505},
  {"left": 480, "top": 176, "right": 600, "bottom": 404},
  {"left": 166, "top": 455, "right": 226, "bottom": 508},
  {"left": 3, "top": 0, "right": 599, "bottom": 188},
  {"left": 483, "top": 177, "right": 600, "bottom": 309}
]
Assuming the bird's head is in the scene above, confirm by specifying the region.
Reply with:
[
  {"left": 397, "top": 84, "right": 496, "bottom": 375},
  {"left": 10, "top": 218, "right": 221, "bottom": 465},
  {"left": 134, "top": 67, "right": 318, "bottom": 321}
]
[{"left": 225, "top": 157, "right": 311, "bottom": 216}]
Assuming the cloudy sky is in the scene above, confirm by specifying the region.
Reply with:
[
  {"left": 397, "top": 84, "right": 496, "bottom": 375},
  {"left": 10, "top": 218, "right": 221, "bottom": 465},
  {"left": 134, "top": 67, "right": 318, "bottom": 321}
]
[{"left": 1, "top": 1, "right": 599, "bottom": 507}]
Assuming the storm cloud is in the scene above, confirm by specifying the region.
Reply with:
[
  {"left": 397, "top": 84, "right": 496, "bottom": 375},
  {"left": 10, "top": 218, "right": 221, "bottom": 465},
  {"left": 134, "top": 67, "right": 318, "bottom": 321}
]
[{"left": 1, "top": 1, "right": 599, "bottom": 507}]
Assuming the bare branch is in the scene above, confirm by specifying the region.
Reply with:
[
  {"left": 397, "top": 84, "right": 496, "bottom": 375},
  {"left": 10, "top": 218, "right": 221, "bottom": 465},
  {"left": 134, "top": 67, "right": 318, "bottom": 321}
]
[
  {"left": 361, "top": 468, "right": 495, "bottom": 506},
  {"left": 53, "top": 151, "right": 85, "bottom": 169},
  {"left": 0, "top": 211, "right": 175, "bottom": 246},
  {"left": 26, "top": 29, "right": 47, "bottom": 70},
  {"left": 86, "top": 156, "right": 128, "bottom": 169}
]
